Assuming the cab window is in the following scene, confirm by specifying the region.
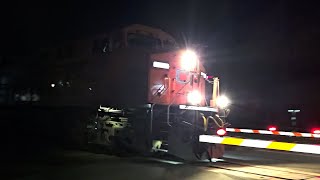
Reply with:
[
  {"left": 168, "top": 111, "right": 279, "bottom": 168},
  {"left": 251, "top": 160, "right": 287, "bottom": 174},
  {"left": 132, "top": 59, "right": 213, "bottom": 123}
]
[
  {"left": 127, "top": 33, "right": 161, "bottom": 50},
  {"left": 163, "top": 40, "right": 176, "bottom": 50},
  {"left": 92, "top": 38, "right": 111, "bottom": 54}
]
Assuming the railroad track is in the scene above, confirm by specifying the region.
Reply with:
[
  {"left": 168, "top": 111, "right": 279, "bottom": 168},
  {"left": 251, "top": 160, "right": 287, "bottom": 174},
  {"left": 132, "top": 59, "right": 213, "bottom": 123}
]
[
  {"left": 148, "top": 156, "right": 320, "bottom": 179},
  {"left": 36, "top": 149, "right": 320, "bottom": 179},
  {"left": 203, "top": 160, "right": 319, "bottom": 180}
]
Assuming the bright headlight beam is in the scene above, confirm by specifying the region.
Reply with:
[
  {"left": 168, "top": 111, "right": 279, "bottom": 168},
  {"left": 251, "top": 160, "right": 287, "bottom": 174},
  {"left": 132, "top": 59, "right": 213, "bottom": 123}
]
[
  {"left": 216, "top": 95, "right": 230, "bottom": 109},
  {"left": 181, "top": 50, "right": 197, "bottom": 71},
  {"left": 187, "top": 90, "right": 202, "bottom": 105}
]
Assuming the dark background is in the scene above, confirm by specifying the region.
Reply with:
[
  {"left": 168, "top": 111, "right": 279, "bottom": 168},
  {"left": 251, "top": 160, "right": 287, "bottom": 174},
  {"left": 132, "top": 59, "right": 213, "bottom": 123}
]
[{"left": 1, "top": 0, "right": 320, "bottom": 129}]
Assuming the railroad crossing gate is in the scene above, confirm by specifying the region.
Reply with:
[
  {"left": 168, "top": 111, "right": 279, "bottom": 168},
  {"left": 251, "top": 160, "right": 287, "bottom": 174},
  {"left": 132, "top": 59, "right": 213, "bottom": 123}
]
[{"left": 199, "top": 128, "right": 320, "bottom": 155}]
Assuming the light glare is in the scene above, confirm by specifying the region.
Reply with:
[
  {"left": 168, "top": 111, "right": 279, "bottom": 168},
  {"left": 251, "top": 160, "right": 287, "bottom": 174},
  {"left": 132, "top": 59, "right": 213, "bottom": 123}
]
[
  {"left": 216, "top": 95, "right": 230, "bottom": 109},
  {"left": 217, "top": 128, "right": 227, "bottom": 136},
  {"left": 187, "top": 90, "right": 202, "bottom": 105},
  {"left": 181, "top": 50, "right": 197, "bottom": 71},
  {"left": 268, "top": 126, "right": 277, "bottom": 131},
  {"left": 201, "top": 72, "right": 207, "bottom": 79},
  {"left": 312, "top": 129, "right": 320, "bottom": 134}
]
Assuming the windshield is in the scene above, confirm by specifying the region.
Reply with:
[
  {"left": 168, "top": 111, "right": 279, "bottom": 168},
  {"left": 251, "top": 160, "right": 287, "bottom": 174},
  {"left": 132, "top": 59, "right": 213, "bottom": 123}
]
[
  {"left": 163, "top": 40, "right": 176, "bottom": 50},
  {"left": 127, "top": 33, "right": 162, "bottom": 50}
]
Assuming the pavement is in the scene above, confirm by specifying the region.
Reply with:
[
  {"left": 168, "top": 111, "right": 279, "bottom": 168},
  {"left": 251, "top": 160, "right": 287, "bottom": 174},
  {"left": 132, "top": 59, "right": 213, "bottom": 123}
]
[
  {"left": 4, "top": 146, "right": 320, "bottom": 180},
  {"left": 4, "top": 150, "right": 237, "bottom": 180}
]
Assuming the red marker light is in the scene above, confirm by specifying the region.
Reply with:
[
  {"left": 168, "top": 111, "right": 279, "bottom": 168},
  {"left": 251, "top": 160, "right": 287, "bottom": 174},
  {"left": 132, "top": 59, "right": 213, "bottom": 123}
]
[
  {"left": 217, "top": 128, "right": 227, "bottom": 136},
  {"left": 311, "top": 128, "right": 320, "bottom": 134},
  {"left": 268, "top": 126, "right": 277, "bottom": 131}
]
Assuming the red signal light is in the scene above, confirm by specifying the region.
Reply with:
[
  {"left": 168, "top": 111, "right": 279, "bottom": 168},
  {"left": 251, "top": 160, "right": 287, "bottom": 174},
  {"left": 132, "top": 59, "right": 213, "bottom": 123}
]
[
  {"left": 311, "top": 128, "right": 320, "bottom": 134},
  {"left": 217, "top": 128, "right": 227, "bottom": 136},
  {"left": 268, "top": 126, "right": 277, "bottom": 131}
]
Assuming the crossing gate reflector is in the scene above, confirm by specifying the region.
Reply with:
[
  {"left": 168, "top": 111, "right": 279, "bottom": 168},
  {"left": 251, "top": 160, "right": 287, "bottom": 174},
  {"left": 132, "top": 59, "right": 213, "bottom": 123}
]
[{"left": 199, "top": 135, "right": 320, "bottom": 155}]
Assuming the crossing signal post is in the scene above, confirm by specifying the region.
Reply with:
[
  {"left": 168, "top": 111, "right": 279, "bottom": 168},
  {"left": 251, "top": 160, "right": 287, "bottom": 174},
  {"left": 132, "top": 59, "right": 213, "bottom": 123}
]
[{"left": 288, "top": 109, "right": 300, "bottom": 129}]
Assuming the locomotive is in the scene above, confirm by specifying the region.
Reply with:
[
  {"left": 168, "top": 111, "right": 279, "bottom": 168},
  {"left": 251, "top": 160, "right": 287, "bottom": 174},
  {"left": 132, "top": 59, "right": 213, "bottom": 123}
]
[{"left": 1, "top": 24, "right": 231, "bottom": 160}]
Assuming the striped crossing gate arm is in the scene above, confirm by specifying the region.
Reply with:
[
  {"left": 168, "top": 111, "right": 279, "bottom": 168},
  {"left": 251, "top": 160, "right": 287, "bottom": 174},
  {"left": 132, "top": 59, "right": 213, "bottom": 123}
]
[
  {"left": 226, "top": 128, "right": 320, "bottom": 138},
  {"left": 199, "top": 135, "right": 320, "bottom": 155}
]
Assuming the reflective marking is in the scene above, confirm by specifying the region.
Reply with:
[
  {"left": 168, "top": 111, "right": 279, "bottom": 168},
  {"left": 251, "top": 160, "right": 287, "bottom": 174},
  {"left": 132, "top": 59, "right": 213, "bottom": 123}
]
[
  {"left": 179, "top": 105, "right": 218, "bottom": 112},
  {"left": 279, "top": 132, "right": 295, "bottom": 136},
  {"left": 241, "top": 139, "right": 271, "bottom": 149},
  {"left": 267, "top": 142, "right": 296, "bottom": 151},
  {"left": 293, "top": 132, "right": 302, "bottom": 137},
  {"left": 222, "top": 137, "right": 244, "bottom": 146},
  {"left": 153, "top": 61, "right": 170, "bottom": 69},
  {"left": 199, "top": 135, "right": 320, "bottom": 155},
  {"left": 199, "top": 135, "right": 223, "bottom": 144},
  {"left": 226, "top": 128, "right": 235, "bottom": 132},
  {"left": 313, "top": 134, "right": 320, "bottom": 138},
  {"left": 258, "top": 130, "right": 273, "bottom": 134},
  {"left": 272, "top": 131, "right": 280, "bottom": 135},
  {"left": 238, "top": 129, "right": 253, "bottom": 133},
  {"left": 291, "top": 144, "right": 320, "bottom": 154},
  {"left": 252, "top": 130, "right": 260, "bottom": 133},
  {"left": 301, "top": 133, "right": 313, "bottom": 137}
]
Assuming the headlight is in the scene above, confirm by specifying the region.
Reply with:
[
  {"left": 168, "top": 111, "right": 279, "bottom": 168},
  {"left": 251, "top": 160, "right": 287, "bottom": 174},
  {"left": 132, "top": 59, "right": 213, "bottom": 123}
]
[
  {"left": 187, "top": 90, "right": 202, "bottom": 105},
  {"left": 216, "top": 95, "right": 230, "bottom": 109},
  {"left": 181, "top": 50, "right": 198, "bottom": 71}
]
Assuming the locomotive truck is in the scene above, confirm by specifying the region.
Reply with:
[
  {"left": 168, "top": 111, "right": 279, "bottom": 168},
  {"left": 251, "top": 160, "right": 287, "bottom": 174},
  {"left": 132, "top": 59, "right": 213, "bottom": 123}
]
[{"left": 1, "top": 24, "right": 231, "bottom": 160}]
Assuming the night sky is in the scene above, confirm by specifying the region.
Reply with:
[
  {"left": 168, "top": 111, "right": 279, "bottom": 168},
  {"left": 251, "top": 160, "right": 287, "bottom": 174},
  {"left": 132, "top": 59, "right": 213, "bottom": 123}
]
[{"left": 2, "top": 0, "right": 320, "bottom": 128}]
